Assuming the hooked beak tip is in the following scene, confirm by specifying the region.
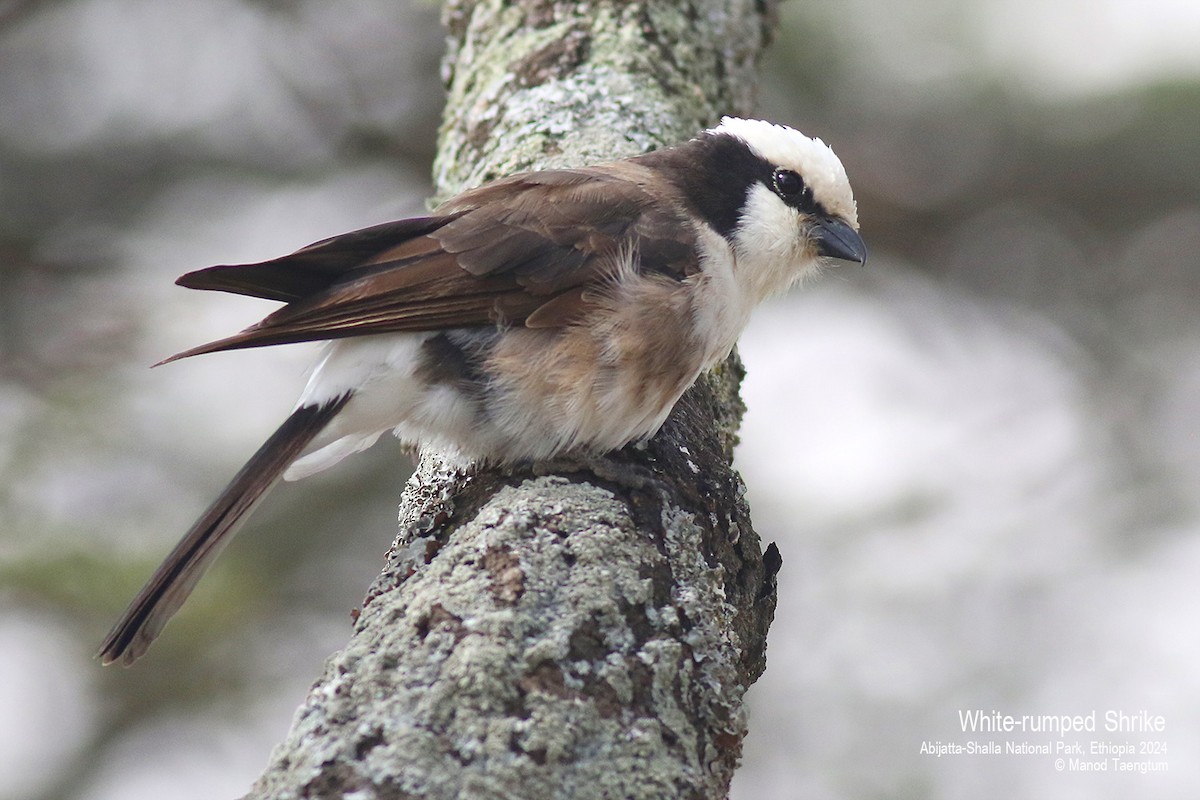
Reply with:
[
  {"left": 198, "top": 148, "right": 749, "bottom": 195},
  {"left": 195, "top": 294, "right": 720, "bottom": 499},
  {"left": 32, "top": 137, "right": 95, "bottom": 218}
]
[{"left": 814, "top": 217, "right": 867, "bottom": 265}]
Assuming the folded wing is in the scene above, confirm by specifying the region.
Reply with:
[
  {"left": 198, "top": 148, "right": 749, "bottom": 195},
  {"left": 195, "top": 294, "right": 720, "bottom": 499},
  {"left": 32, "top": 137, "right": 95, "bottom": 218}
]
[{"left": 163, "top": 164, "right": 702, "bottom": 363}]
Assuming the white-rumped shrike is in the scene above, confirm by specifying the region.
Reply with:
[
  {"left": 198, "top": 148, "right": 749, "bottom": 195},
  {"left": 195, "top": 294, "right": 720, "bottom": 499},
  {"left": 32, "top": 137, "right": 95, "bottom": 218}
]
[{"left": 99, "top": 117, "right": 865, "bottom": 665}]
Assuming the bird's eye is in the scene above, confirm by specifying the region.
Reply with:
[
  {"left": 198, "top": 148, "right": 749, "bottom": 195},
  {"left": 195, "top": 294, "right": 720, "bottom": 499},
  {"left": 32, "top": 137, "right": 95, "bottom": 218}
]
[{"left": 773, "top": 169, "right": 804, "bottom": 198}]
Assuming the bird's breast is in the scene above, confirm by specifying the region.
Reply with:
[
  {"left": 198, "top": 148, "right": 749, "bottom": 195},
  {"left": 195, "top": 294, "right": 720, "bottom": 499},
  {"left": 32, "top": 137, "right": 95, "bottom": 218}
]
[{"left": 481, "top": 271, "right": 706, "bottom": 458}]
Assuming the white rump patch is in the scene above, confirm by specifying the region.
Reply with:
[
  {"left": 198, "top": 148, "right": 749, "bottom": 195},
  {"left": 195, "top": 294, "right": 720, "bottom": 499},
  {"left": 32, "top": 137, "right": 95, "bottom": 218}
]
[{"left": 284, "top": 431, "right": 384, "bottom": 480}]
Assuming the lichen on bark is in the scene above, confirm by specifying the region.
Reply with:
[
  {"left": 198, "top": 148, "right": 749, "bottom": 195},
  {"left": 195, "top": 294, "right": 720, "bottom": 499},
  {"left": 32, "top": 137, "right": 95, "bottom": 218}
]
[{"left": 434, "top": 0, "right": 775, "bottom": 198}]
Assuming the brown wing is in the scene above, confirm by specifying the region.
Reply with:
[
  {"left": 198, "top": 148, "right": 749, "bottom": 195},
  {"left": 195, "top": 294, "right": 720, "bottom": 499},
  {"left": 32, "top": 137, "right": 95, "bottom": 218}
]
[
  {"left": 164, "top": 163, "right": 701, "bottom": 363},
  {"left": 174, "top": 216, "right": 462, "bottom": 303}
]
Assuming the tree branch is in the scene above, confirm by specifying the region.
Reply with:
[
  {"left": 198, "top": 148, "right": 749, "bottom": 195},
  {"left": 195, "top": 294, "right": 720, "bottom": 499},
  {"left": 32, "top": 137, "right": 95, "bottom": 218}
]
[{"left": 246, "top": 2, "right": 780, "bottom": 797}]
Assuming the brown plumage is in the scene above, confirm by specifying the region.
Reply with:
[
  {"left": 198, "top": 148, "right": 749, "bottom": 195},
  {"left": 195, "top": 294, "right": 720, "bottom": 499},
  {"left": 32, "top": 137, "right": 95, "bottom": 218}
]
[{"left": 164, "top": 163, "right": 702, "bottom": 363}]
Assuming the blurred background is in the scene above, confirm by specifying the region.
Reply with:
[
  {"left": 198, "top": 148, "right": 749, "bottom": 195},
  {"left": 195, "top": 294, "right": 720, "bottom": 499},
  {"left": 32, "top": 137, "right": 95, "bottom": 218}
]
[{"left": 0, "top": 1, "right": 1196, "bottom": 798}]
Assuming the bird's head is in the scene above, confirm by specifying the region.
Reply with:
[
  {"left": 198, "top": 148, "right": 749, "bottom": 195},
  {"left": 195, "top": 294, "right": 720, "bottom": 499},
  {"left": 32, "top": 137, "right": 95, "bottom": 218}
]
[{"left": 663, "top": 117, "right": 866, "bottom": 302}]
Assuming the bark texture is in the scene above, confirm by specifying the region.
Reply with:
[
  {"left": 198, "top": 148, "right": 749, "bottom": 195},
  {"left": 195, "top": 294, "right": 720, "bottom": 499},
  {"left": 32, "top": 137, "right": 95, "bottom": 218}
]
[{"left": 246, "top": 2, "right": 781, "bottom": 798}]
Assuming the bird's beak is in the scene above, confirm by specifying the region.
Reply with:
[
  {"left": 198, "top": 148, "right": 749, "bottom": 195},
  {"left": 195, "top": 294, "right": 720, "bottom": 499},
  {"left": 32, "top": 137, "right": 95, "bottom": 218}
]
[{"left": 814, "top": 216, "right": 867, "bottom": 265}]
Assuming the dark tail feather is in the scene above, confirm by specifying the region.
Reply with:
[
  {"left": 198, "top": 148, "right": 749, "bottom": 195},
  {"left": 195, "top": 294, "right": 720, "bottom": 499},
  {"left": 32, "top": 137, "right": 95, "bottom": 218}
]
[{"left": 98, "top": 395, "right": 351, "bottom": 666}]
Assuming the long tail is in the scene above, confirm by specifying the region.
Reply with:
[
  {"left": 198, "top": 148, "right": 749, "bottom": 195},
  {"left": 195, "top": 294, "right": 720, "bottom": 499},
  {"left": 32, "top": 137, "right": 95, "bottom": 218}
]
[{"left": 98, "top": 395, "right": 351, "bottom": 666}]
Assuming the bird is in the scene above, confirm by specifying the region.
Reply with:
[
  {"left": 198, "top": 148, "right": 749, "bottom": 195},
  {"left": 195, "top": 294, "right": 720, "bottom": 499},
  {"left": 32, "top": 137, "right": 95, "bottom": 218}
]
[{"left": 98, "top": 117, "right": 865, "bottom": 666}]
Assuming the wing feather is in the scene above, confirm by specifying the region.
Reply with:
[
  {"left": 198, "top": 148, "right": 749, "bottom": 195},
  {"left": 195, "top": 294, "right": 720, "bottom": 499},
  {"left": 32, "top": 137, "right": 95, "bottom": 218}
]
[
  {"left": 177, "top": 216, "right": 460, "bottom": 303},
  {"left": 163, "top": 163, "right": 703, "bottom": 362}
]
